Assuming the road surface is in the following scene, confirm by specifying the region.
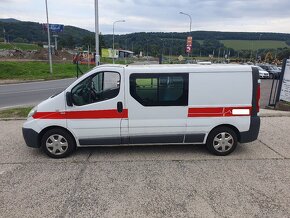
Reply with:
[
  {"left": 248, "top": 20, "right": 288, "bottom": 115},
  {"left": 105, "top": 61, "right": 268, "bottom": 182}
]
[
  {"left": 0, "top": 78, "right": 75, "bottom": 109},
  {"left": 0, "top": 117, "right": 289, "bottom": 217}
]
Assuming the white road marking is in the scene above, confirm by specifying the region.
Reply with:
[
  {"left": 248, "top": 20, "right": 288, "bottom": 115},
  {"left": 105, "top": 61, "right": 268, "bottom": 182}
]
[
  {"left": 0, "top": 87, "right": 65, "bottom": 95},
  {"left": 0, "top": 78, "right": 75, "bottom": 87}
]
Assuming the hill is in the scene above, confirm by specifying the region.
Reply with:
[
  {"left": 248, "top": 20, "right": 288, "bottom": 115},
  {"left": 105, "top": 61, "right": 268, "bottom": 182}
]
[
  {"left": 0, "top": 19, "right": 95, "bottom": 48},
  {"left": 1, "top": 18, "right": 290, "bottom": 58},
  {"left": 0, "top": 18, "right": 20, "bottom": 23}
]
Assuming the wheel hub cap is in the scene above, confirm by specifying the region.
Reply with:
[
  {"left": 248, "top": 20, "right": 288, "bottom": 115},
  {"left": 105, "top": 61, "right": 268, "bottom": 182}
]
[{"left": 213, "top": 132, "right": 234, "bottom": 152}]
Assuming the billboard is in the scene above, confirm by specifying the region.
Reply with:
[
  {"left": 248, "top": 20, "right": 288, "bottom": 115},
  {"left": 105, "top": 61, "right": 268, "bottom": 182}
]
[
  {"left": 279, "top": 59, "right": 290, "bottom": 102},
  {"left": 42, "top": 24, "right": 64, "bottom": 33},
  {"left": 101, "top": 48, "right": 118, "bottom": 58}
]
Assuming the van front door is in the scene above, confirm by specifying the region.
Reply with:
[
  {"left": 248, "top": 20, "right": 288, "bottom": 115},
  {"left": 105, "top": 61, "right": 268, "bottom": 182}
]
[
  {"left": 127, "top": 73, "right": 188, "bottom": 144},
  {"left": 66, "top": 70, "right": 126, "bottom": 146}
]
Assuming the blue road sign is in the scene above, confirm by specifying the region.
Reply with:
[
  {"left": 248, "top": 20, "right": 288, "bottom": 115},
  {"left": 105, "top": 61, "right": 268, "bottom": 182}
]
[{"left": 43, "top": 24, "right": 64, "bottom": 33}]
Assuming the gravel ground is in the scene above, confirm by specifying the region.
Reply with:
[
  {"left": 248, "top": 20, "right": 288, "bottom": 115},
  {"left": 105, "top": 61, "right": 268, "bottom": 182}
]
[{"left": 0, "top": 118, "right": 290, "bottom": 217}]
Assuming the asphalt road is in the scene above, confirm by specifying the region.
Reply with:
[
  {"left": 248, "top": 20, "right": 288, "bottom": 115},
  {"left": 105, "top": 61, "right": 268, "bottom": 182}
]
[
  {"left": 0, "top": 77, "right": 274, "bottom": 109},
  {"left": 0, "top": 78, "right": 75, "bottom": 109},
  {"left": 0, "top": 117, "right": 290, "bottom": 217}
]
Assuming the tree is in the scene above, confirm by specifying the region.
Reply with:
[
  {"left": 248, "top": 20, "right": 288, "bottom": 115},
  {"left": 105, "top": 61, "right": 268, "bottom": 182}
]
[
  {"left": 264, "top": 52, "right": 273, "bottom": 63},
  {"left": 277, "top": 49, "right": 290, "bottom": 60}
]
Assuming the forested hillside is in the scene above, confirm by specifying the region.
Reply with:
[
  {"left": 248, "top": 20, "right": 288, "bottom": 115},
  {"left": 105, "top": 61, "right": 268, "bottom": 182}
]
[{"left": 1, "top": 19, "right": 290, "bottom": 59}]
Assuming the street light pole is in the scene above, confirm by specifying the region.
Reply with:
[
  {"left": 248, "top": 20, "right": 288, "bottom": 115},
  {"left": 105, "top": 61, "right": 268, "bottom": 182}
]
[
  {"left": 179, "top": 12, "right": 192, "bottom": 59},
  {"left": 95, "top": 0, "right": 100, "bottom": 66},
  {"left": 112, "top": 20, "right": 125, "bottom": 64},
  {"left": 45, "top": 0, "right": 53, "bottom": 75},
  {"left": 179, "top": 12, "right": 192, "bottom": 32},
  {"left": 256, "top": 33, "right": 263, "bottom": 61}
]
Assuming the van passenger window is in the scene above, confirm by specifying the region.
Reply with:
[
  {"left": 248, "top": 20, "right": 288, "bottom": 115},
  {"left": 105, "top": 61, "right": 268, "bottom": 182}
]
[
  {"left": 130, "top": 73, "right": 188, "bottom": 106},
  {"left": 71, "top": 72, "right": 120, "bottom": 106}
]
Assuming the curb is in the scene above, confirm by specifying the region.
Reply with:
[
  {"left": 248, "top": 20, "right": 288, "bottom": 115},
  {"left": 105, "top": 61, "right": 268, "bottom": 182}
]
[
  {"left": 0, "top": 118, "right": 26, "bottom": 121},
  {"left": 260, "top": 113, "right": 290, "bottom": 117},
  {"left": 259, "top": 109, "right": 290, "bottom": 117}
]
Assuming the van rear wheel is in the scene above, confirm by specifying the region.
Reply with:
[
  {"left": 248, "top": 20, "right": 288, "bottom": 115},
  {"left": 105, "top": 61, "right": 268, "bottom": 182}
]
[
  {"left": 206, "top": 127, "right": 237, "bottom": 156},
  {"left": 41, "top": 128, "right": 76, "bottom": 158}
]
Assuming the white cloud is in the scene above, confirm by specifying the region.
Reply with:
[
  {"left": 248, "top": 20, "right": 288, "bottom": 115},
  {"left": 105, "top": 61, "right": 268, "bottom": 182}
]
[{"left": 1, "top": 0, "right": 290, "bottom": 34}]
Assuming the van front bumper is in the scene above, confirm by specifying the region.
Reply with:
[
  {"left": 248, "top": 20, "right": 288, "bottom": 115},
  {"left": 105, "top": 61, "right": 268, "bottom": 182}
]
[
  {"left": 239, "top": 116, "right": 260, "bottom": 143},
  {"left": 22, "top": 128, "right": 40, "bottom": 148}
]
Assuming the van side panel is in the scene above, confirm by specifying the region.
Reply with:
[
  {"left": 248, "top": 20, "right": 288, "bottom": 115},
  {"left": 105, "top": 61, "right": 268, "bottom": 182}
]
[
  {"left": 186, "top": 71, "right": 252, "bottom": 143},
  {"left": 188, "top": 71, "right": 252, "bottom": 107}
]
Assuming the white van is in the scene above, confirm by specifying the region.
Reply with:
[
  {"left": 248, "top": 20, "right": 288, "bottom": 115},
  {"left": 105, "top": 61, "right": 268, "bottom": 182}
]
[{"left": 23, "top": 64, "right": 260, "bottom": 158}]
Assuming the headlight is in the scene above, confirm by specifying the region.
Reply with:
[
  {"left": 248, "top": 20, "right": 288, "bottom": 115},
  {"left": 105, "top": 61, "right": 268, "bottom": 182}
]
[{"left": 27, "top": 106, "right": 37, "bottom": 118}]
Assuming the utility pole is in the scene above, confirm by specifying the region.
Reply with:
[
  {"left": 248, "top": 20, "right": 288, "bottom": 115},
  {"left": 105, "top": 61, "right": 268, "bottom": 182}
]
[
  {"left": 3, "top": 28, "right": 6, "bottom": 43},
  {"left": 255, "top": 33, "right": 262, "bottom": 61},
  {"left": 45, "top": 0, "right": 53, "bottom": 75},
  {"left": 53, "top": 35, "right": 58, "bottom": 50},
  {"left": 95, "top": 0, "right": 100, "bottom": 66}
]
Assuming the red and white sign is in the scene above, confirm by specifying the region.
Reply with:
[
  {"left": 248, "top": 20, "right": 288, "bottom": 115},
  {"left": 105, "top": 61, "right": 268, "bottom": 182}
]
[{"left": 186, "top": 36, "right": 192, "bottom": 53}]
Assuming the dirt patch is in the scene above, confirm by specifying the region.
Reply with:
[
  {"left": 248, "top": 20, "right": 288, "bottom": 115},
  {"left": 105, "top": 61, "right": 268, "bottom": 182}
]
[
  {"left": 31, "top": 49, "right": 73, "bottom": 61},
  {"left": 0, "top": 48, "right": 73, "bottom": 62},
  {"left": 275, "top": 101, "right": 290, "bottom": 111}
]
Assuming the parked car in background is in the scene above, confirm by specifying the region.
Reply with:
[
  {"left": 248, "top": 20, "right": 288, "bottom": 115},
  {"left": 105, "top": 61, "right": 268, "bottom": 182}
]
[
  {"left": 254, "top": 66, "right": 270, "bottom": 79},
  {"left": 257, "top": 64, "right": 280, "bottom": 79}
]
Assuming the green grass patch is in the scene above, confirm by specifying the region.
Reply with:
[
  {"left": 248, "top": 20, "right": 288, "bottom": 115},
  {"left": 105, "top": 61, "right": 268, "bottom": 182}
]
[
  {"left": 0, "top": 42, "right": 40, "bottom": 50},
  {"left": 0, "top": 61, "right": 94, "bottom": 80},
  {"left": 0, "top": 107, "right": 33, "bottom": 118},
  {"left": 0, "top": 58, "right": 134, "bottom": 80},
  {"left": 101, "top": 57, "right": 134, "bottom": 65},
  {"left": 196, "top": 40, "right": 289, "bottom": 50},
  {"left": 221, "top": 40, "right": 289, "bottom": 50}
]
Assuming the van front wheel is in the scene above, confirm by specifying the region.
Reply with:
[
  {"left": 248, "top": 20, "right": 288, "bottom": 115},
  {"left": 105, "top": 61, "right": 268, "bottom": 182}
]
[
  {"left": 41, "top": 128, "right": 76, "bottom": 158},
  {"left": 206, "top": 127, "right": 237, "bottom": 156}
]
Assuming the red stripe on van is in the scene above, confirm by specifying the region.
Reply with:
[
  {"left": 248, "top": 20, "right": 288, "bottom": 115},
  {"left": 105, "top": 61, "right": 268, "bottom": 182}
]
[
  {"left": 33, "top": 109, "right": 128, "bottom": 119},
  {"left": 188, "top": 106, "right": 252, "bottom": 117}
]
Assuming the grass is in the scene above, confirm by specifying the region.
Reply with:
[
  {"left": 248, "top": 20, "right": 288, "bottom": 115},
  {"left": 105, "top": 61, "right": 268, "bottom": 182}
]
[
  {"left": 0, "top": 61, "right": 94, "bottom": 80},
  {"left": 196, "top": 40, "right": 289, "bottom": 50},
  {"left": 0, "top": 107, "right": 33, "bottom": 118},
  {"left": 0, "top": 42, "right": 40, "bottom": 50},
  {"left": 221, "top": 40, "right": 289, "bottom": 50},
  {"left": 0, "top": 58, "right": 135, "bottom": 80},
  {"left": 101, "top": 57, "right": 134, "bottom": 65}
]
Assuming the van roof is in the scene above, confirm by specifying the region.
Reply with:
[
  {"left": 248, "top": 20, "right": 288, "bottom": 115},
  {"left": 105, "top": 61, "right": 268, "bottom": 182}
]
[{"left": 96, "top": 64, "right": 252, "bottom": 73}]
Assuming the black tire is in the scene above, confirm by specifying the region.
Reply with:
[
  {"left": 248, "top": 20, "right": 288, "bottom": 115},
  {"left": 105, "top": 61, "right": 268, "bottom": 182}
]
[
  {"left": 41, "top": 128, "right": 76, "bottom": 158},
  {"left": 206, "top": 126, "right": 238, "bottom": 156},
  {"left": 269, "top": 73, "right": 274, "bottom": 79}
]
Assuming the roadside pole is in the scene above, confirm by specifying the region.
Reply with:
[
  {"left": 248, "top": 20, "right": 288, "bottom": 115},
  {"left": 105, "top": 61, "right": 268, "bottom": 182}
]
[
  {"left": 45, "top": 0, "right": 53, "bottom": 75},
  {"left": 95, "top": 0, "right": 100, "bottom": 66}
]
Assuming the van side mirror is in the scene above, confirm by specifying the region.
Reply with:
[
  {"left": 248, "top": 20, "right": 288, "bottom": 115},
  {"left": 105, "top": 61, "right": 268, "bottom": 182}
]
[{"left": 66, "top": 92, "right": 73, "bottom": 107}]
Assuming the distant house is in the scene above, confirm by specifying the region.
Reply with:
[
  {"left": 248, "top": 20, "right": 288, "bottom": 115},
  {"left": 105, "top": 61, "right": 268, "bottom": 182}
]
[
  {"left": 102, "top": 48, "right": 134, "bottom": 59},
  {"left": 118, "top": 49, "right": 134, "bottom": 58}
]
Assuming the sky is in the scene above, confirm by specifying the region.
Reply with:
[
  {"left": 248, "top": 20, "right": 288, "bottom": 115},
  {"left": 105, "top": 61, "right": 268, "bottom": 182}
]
[{"left": 1, "top": 0, "right": 290, "bottom": 34}]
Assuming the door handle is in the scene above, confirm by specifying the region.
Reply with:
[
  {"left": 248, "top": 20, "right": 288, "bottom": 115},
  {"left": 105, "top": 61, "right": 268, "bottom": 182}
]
[{"left": 117, "top": 101, "right": 123, "bottom": 113}]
